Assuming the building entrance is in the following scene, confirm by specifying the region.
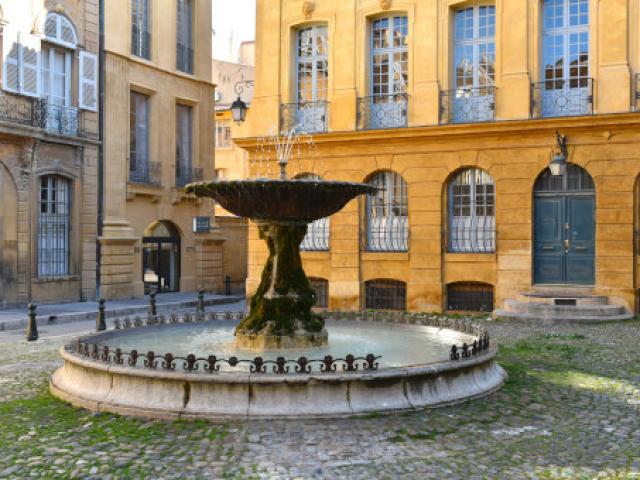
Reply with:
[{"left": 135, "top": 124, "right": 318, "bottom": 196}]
[{"left": 142, "top": 221, "right": 181, "bottom": 294}]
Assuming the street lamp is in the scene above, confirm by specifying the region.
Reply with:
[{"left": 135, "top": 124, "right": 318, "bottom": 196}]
[
  {"left": 549, "top": 131, "right": 568, "bottom": 176},
  {"left": 230, "top": 79, "right": 254, "bottom": 124}
]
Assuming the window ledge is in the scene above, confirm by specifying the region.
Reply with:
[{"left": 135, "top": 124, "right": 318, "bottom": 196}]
[
  {"left": 444, "top": 252, "right": 497, "bottom": 263},
  {"left": 361, "top": 251, "right": 409, "bottom": 261},
  {"left": 32, "top": 275, "right": 80, "bottom": 284}
]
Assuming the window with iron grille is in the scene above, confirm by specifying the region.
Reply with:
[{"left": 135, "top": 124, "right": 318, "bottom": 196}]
[
  {"left": 446, "top": 282, "right": 494, "bottom": 312},
  {"left": 309, "top": 277, "right": 328, "bottom": 308},
  {"left": 38, "top": 175, "right": 71, "bottom": 277},
  {"left": 176, "top": 0, "right": 194, "bottom": 73},
  {"left": 366, "top": 171, "right": 408, "bottom": 252},
  {"left": 131, "top": 0, "right": 151, "bottom": 59},
  {"left": 297, "top": 174, "right": 330, "bottom": 251},
  {"left": 448, "top": 168, "right": 495, "bottom": 253},
  {"left": 175, "top": 103, "right": 193, "bottom": 186},
  {"left": 365, "top": 279, "right": 406, "bottom": 310}
]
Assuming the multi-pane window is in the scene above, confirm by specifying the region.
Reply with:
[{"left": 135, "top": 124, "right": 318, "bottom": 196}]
[
  {"left": 447, "top": 282, "right": 494, "bottom": 312},
  {"left": 366, "top": 171, "right": 408, "bottom": 252},
  {"left": 541, "top": 0, "right": 590, "bottom": 116},
  {"left": 216, "top": 120, "right": 232, "bottom": 149},
  {"left": 448, "top": 168, "right": 495, "bottom": 253},
  {"left": 452, "top": 5, "right": 496, "bottom": 123},
  {"left": 130, "top": 92, "right": 151, "bottom": 183},
  {"left": 175, "top": 104, "right": 193, "bottom": 186},
  {"left": 131, "top": 0, "right": 151, "bottom": 59},
  {"left": 297, "top": 174, "right": 330, "bottom": 251},
  {"left": 176, "top": 0, "right": 194, "bottom": 73},
  {"left": 365, "top": 279, "right": 406, "bottom": 310},
  {"left": 309, "top": 277, "right": 328, "bottom": 308},
  {"left": 368, "top": 16, "right": 408, "bottom": 129},
  {"left": 38, "top": 176, "right": 71, "bottom": 277}
]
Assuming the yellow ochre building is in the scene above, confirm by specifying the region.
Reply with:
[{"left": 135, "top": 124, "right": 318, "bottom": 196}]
[{"left": 238, "top": 0, "right": 640, "bottom": 319}]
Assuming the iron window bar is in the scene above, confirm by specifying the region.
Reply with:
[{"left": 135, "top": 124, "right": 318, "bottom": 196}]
[
  {"left": 364, "top": 280, "right": 407, "bottom": 311},
  {"left": 356, "top": 94, "right": 408, "bottom": 130},
  {"left": 300, "top": 217, "right": 330, "bottom": 251},
  {"left": 279, "top": 101, "right": 329, "bottom": 134},
  {"left": 530, "top": 78, "right": 594, "bottom": 118},
  {"left": 175, "top": 166, "right": 203, "bottom": 187},
  {"left": 308, "top": 277, "right": 328, "bottom": 308},
  {"left": 0, "top": 91, "right": 44, "bottom": 128},
  {"left": 439, "top": 86, "right": 496, "bottom": 124},
  {"left": 129, "top": 158, "right": 162, "bottom": 186},
  {"left": 42, "top": 102, "right": 80, "bottom": 136},
  {"left": 446, "top": 282, "right": 494, "bottom": 313}
]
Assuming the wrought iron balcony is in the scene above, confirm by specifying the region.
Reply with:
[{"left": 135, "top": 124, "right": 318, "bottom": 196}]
[
  {"left": 300, "top": 217, "right": 330, "bottom": 251},
  {"left": 440, "top": 86, "right": 496, "bottom": 124},
  {"left": 43, "top": 103, "right": 79, "bottom": 136},
  {"left": 176, "top": 44, "right": 194, "bottom": 74},
  {"left": 0, "top": 91, "right": 44, "bottom": 128},
  {"left": 129, "top": 157, "right": 162, "bottom": 186},
  {"left": 635, "top": 73, "right": 640, "bottom": 111},
  {"left": 175, "top": 165, "right": 203, "bottom": 187},
  {"left": 357, "top": 94, "right": 408, "bottom": 130},
  {"left": 280, "top": 101, "right": 328, "bottom": 134},
  {"left": 531, "top": 78, "right": 593, "bottom": 118}
]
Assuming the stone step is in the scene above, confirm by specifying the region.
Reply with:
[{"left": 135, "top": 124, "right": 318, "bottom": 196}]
[
  {"left": 516, "top": 292, "right": 609, "bottom": 306},
  {"left": 503, "top": 300, "right": 627, "bottom": 317},
  {"left": 493, "top": 309, "right": 634, "bottom": 324},
  {"left": 529, "top": 285, "right": 595, "bottom": 297}
]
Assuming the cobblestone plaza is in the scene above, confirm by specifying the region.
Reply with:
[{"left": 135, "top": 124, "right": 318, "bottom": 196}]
[{"left": 0, "top": 315, "right": 638, "bottom": 479}]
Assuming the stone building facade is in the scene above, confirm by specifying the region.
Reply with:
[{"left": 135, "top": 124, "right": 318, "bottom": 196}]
[
  {"left": 100, "top": 0, "right": 221, "bottom": 299},
  {"left": 240, "top": 0, "right": 640, "bottom": 315},
  {"left": 0, "top": 0, "right": 99, "bottom": 307}
]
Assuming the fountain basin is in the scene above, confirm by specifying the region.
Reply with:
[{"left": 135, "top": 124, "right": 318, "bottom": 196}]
[{"left": 50, "top": 315, "right": 506, "bottom": 419}]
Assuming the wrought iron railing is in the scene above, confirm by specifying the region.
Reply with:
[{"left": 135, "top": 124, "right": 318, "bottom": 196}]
[
  {"left": 365, "top": 215, "right": 409, "bottom": 252},
  {"left": 131, "top": 26, "right": 151, "bottom": 59},
  {"left": 0, "top": 91, "right": 44, "bottom": 127},
  {"left": 280, "top": 101, "right": 328, "bottom": 134},
  {"left": 531, "top": 78, "right": 593, "bottom": 118},
  {"left": 440, "top": 86, "right": 496, "bottom": 124},
  {"left": 176, "top": 44, "right": 194, "bottom": 74},
  {"left": 357, "top": 94, "right": 408, "bottom": 130},
  {"left": 635, "top": 73, "right": 640, "bottom": 111},
  {"left": 175, "top": 165, "right": 203, "bottom": 187},
  {"left": 43, "top": 103, "right": 79, "bottom": 136},
  {"left": 448, "top": 217, "right": 496, "bottom": 253},
  {"left": 301, "top": 217, "right": 330, "bottom": 251},
  {"left": 129, "top": 158, "right": 162, "bottom": 186}
]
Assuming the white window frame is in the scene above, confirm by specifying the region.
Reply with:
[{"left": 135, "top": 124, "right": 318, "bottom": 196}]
[
  {"left": 41, "top": 45, "right": 72, "bottom": 107},
  {"left": 44, "top": 13, "right": 78, "bottom": 49},
  {"left": 366, "top": 171, "right": 409, "bottom": 252},
  {"left": 216, "top": 120, "right": 232, "bottom": 149},
  {"left": 296, "top": 26, "right": 328, "bottom": 104},
  {"left": 453, "top": 5, "right": 496, "bottom": 91}
]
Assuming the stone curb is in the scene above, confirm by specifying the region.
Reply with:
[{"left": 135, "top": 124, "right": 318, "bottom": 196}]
[{"left": 0, "top": 296, "right": 245, "bottom": 332}]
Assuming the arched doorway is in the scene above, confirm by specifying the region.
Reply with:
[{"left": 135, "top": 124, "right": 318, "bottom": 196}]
[
  {"left": 0, "top": 163, "right": 17, "bottom": 305},
  {"left": 533, "top": 164, "right": 595, "bottom": 285},
  {"left": 142, "top": 221, "right": 181, "bottom": 294}
]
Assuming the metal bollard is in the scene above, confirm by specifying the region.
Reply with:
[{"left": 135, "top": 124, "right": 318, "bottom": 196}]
[
  {"left": 26, "top": 303, "right": 38, "bottom": 342},
  {"left": 148, "top": 290, "right": 157, "bottom": 318},
  {"left": 96, "top": 298, "right": 106, "bottom": 331},
  {"left": 197, "top": 288, "right": 205, "bottom": 313},
  {"left": 225, "top": 275, "right": 232, "bottom": 296}
]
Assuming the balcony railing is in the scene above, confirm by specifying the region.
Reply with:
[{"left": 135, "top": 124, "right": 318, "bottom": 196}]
[
  {"left": 357, "top": 94, "right": 408, "bottom": 130},
  {"left": 129, "top": 158, "right": 161, "bottom": 186},
  {"left": 531, "top": 78, "right": 593, "bottom": 118},
  {"left": 0, "top": 91, "right": 44, "bottom": 128},
  {"left": 175, "top": 165, "right": 203, "bottom": 187},
  {"left": 280, "top": 101, "right": 328, "bottom": 134},
  {"left": 300, "top": 217, "right": 330, "bottom": 251},
  {"left": 176, "top": 44, "right": 194, "bottom": 74},
  {"left": 635, "top": 73, "right": 640, "bottom": 112},
  {"left": 440, "top": 86, "right": 496, "bottom": 124},
  {"left": 44, "top": 103, "right": 79, "bottom": 136}
]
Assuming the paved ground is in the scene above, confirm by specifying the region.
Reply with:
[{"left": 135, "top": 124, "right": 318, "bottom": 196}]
[{"left": 0, "top": 307, "right": 639, "bottom": 479}]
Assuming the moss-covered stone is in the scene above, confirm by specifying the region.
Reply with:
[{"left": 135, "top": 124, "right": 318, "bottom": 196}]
[{"left": 236, "top": 222, "right": 324, "bottom": 337}]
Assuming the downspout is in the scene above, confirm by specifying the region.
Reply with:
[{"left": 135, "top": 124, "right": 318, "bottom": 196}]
[{"left": 96, "top": 0, "right": 105, "bottom": 298}]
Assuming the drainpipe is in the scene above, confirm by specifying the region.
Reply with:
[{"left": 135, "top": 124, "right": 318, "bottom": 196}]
[{"left": 96, "top": 0, "right": 105, "bottom": 298}]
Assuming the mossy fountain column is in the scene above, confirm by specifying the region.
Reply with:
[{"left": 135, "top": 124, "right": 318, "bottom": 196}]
[{"left": 235, "top": 221, "right": 327, "bottom": 350}]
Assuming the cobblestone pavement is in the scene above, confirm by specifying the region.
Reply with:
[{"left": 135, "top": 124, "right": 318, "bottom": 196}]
[{"left": 0, "top": 316, "right": 639, "bottom": 479}]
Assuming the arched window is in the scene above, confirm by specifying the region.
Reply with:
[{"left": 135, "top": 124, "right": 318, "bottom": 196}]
[
  {"left": 44, "top": 13, "right": 77, "bottom": 48},
  {"left": 366, "top": 171, "right": 408, "bottom": 252},
  {"left": 308, "top": 277, "right": 328, "bottom": 308},
  {"left": 363, "top": 15, "right": 408, "bottom": 129},
  {"left": 539, "top": 0, "right": 590, "bottom": 117},
  {"left": 365, "top": 279, "right": 406, "bottom": 310},
  {"left": 291, "top": 25, "right": 328, "bottom": 133},
  {"left": 297, "top": 174, "right": 330, "bottom": 251},
  {"left": 448, "top": 168, "right": 495, "bottom": 253},
  {"left": 38, "top": 175, "right": 72, "bottom": 277},
  {"left": 446, "top": 282, "right": 494, "bottom": 312}
]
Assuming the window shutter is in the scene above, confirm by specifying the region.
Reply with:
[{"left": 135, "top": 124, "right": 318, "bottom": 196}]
[
  {"left": 19, "top": 33, "right": 41, "bottom": 98},
  {"left": 79, "top": 51, "right": 98, "bottom": 111},
  {"left": 2, "top": 27, "right": 20, "bottom": 93}
]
